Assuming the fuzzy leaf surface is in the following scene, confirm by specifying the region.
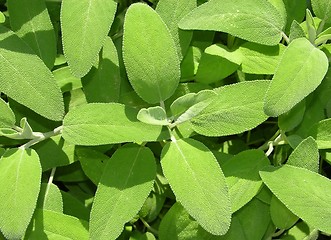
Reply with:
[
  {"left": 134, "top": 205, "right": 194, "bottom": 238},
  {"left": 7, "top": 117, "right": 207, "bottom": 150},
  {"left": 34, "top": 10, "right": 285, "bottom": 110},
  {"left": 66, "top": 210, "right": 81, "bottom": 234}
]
[
  {"left": 0, "top": 148, "right": 41, "bottom": 239},
  {"left": 179, "top": 0, "right": 285, "bottom": 46},
  {"left": 137, "top": 106, "right": 170, "bottom": 126},
  {"left": 62, "top": 103, "right": 170, "bottom": 145},
  {"left": 90, "top": 144, "right": 156, "bottom": 240},
  {"left": 311, "top": 0, "right": 331, "bottom": 23},
  {"left": 161, "top": 138, "right": 231, "bottom": 235},
  {"left": 61, "top": 0, "right": 117, "bottom": 77},
  {"left": 0, "top": 98, "right": 15, "bottom": 128},
  {"left": 123, "top": 3, "right": 180, "bottom": 103},
  {"left": 309, "top": 118, "right": 331, "bottom": 149},
  {"left": 0, "top": 26, "right": 64, "bottom": 121}
]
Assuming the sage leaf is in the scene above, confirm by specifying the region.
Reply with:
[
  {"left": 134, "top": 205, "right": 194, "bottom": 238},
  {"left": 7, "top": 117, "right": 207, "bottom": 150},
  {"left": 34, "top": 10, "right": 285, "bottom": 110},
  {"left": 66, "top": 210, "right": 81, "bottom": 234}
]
[
  {"left": 309, "top": 118, "right": 331, "bottom": 149},
  {"left": 264, "top": 38, "right": 328, "bottom": 117},
  {"left": 161, "top": 138, "right": 231, "bottom": 235},
  {"left": 283, "top": 0, "right": 306, "bottom": 32},
  {"left": 191, "top": 80, "right": 269, "bottom": 137},
  {"left": 36, "top": 183, "right": 63, "bottom": 212},
  {"left": 123, "top": 3, "right": 180, "bottom": 104},
  {"left": 278, "top": 99, "right": 306, "bottom": 132},
  {"left": 0, "top": 148, "right": 41, "bottom": 239},
  {"left": 90, "top": 144, "right": 156, "bottom": 240},
  {"left": 179, "top": 0, "right": 285, "bottom": 46},
  {"left": 8, "top": 0, "right": 56, "bottom": 69},
  {"left": 62, "top": 103, "right": 170, "bottom": 145},
  {"left": 311, "top": 0, "right": 331, "bottom": 23},
  {"left": 222, "top": 150, "right": 269, "bottom": 212},
  {"left": 137, "top": 106, "right": 170, "bottom": 126},
  {"left": 260, "top": 165, "right": 331, "bottom": 234},
  {"left": 53, "top": 66, "right": 82, "bottom": 93},
  {"left": 0, "top": 98, "right": 15, "bottom": 128},
  {"left": 0, "top": 26, "right": 64, "bottom": 121},
  {"left": 156, "top": 0, "right": 196, "bottom": 60},
  {"left": 61, "top": 0, "right": 117, "bottom": 77}
]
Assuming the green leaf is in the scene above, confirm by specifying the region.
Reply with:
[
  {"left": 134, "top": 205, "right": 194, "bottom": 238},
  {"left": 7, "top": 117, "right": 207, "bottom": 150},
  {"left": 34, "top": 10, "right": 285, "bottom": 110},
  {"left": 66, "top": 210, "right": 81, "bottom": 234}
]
[
  {"left": 283, "top": 0, "right": 306, "bottom": 33},
  {"left": 191, "top": 80, "right": 269, "bottom": 137},
  {"left": 289, "top": 20, "right": 306, "bottom": 42},
  {"left": 278, "top": 100, "right": 306, "bottom": 132},
  {"left": 260, "top": 165, "right": 331, "bottom": 234},
  {"left": 306, "top": 9, "right": 317, "bottom": 44},
  {"left": 179, "top": 0, "right": 285, "bottom": 46},
  {"left": 221, "top": 149, "right": 269, "bottom": 212},
  {"left": 281, "top": 221, "right": 319, "bottom": 240},
  {"left": 61, "top": 191, "right": 90, "bottom": 221},
  {"left": 180, "top": 46, "right": 202, "bottom": 81},
  {"left": 123, "top": 3, "right": 180, "bottom": 104},
  {"left": 161, "top": 138, "right": 231, "bottom": 235},
  {"left": 90, "top": 144, "right": 156, "bottom": 240},
  {"left": 156, "top": 0, "right": 196, "bottom": 60},
  {"left": 270, "top": 195, "right": 298, "bottom": 230},
  {"left": 311, "top": 0, "right": 331, "bottom": 23},
  {"left": 25, "top": 209, "right": 89, "bottom": 240},
  {"left": 0, "top": 148, "right": 41, "bottom": 239},
  {"left": 0, "top": 98, "right": 15, "bottom": 128},
  {"left": 287, "top": 137, "right": 319, "bottom": 172},
  {"left": 137, "top": 106, "right": 170, "bottom": 126},
  {"left": 0, "top": 12, "right": 5, "bottom": 23},
  {"left": 264, "top": 38, "right": 328, "bottom": 117},
  {"left": 82, "top": 37, "right": 121, "bottom": 103},
  {"left": 8, "top": 0, "right": 56, "bottom": 69},
  {"left": 0, "top": 26, "right": 64, "bottom": 121},
  {"left": 63, "top": 103, "right": 170, "bottom": 145},
  {"left": 61, "top": 0, "right": 117, "bottom": 77},
  {"left": 238, "top": 42, "right": 285, "bottom": 74},
  {"left": 309, "top": 118, "right": 331, "bottom": 149},
  {"left": 53, "top": 66, "right": 82, "bottom": 93},
  {"left": 36, "top": 183, "right": 63, "bottom": 212}
]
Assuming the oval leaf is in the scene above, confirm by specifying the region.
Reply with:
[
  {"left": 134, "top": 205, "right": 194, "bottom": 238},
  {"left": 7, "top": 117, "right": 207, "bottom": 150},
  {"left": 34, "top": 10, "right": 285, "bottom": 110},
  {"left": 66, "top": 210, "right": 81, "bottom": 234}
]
[
  {"left": 61, "top": 0, "right": 117, "bottom": 77},
  {"left": 260, "top": 165, "right": 331, "bottom": 234},
  {"left": 0, "top": 26, "right": 64, "bottom": 121},
  {"left": 123, "top": 3, "right": 180, "bottom": 104},
  {"left": 264, "top": 38, "right": 329, "bottom": 117},
  {"left": 161, "top": 138, "right": 231, "bottom": 235},
  {"left": 179, "top": 0, "right": 285, "bottom": 46},
  {"left": 0, "top": 148, "right": 41, "bottom": 239},
  {"left": 90, "top": 144, "right": 156, "bottom": 240},
  {"left": 0, "top": 98, "right": 15, "bottom": 128},
  {"left": 191, "top": 80, "right": 269, "bottom": 137},
  {"left": 62, "top": 103, "right": 170, "bottom": 145},
  {"left": 137, "top": 106, "right": 170, "bottom": 126}
]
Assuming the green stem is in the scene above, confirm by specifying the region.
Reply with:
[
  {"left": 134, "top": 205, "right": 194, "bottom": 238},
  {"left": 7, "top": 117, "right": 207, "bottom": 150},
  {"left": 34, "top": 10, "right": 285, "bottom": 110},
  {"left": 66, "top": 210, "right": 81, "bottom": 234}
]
[{"left": 140, "top": 217, "right": 158, "bottom": 236}]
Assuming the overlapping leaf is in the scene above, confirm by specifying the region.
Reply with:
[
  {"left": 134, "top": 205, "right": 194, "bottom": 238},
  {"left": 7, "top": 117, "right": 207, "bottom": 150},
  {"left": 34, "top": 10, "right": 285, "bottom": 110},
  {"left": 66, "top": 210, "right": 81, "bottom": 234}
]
[
  {"left": 0, "top": 98, "right": 15, "bottom": 128},
  {"left": 311, "top": 0, "right": 331, "bottom": 23}
]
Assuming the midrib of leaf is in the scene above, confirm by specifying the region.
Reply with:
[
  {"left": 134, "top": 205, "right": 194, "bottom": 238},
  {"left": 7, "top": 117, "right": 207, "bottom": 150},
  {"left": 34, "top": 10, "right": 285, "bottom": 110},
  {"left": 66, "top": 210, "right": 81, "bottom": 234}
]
[{"left": 77, "top": 0, "right": 92, "bottom": 64}]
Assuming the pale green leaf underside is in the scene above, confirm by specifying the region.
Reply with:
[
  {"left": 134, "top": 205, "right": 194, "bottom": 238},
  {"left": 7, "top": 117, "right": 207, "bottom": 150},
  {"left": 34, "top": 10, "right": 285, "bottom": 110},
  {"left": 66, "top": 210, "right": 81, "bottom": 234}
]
[
  {"left": 0, "top": 26, "right": 64, "bottom": 121},
  {"left": 264, "top": 38, "right": 328, "bottom": 117},
  {"left": 161, "top": 138, "right": 231, "bottom": 235},
  {"left": 123, "top": 3, "right": 180, "bottom": 103},
  {"left": 311, "top": 0, "right": 331, "bottom": 23},
  {"left": 179, "top": 0, "right": 285, "bottom": 46},
  {"left": 62, "top": 103, "right": 170, "bottom": 145},
  {"left": 8, "top": 0, "right": 56, "bottom": 69},
  {"left": 0, "top": 98, "right": 15, "bottom": 128},
  {"left": 61, "top": 0, "right": 117, "bottom": 77},
  {"left": 191, "top": 80, "right": 269, "bottom": 137},
  {"left": 0, "top": 148, "right": 41, "bottom": 239},
  {"left": 90, "top": 144, "right": 156, "bottom": 240},
  {"left": 260, "top": 165, "right": 331, "bottom": 234},
  {"left": 137, "top": 106, "right": 170, "bottom": 126}
]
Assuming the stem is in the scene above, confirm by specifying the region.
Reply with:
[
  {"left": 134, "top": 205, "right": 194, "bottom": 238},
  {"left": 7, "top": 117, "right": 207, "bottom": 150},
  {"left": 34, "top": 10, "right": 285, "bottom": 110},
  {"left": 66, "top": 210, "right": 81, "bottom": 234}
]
[
  {"left": 265, "top": 134, "right": 284, "bottom": 157},
  {"left": 140, "top": 217, "right": 158, "bottom": 236},
  {"left": 281, "top": 32, "right": 290, "bottom": 44}
]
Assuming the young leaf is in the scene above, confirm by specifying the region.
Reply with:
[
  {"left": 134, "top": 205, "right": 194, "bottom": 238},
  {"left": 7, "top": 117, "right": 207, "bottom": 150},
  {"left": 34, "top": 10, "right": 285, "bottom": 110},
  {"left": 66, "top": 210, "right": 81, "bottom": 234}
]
[
  {"left": 156, "top": 0, "right": 196, "bottom": 60},
  {"left": 264, "top": 38, "right": 328, "bottom": 117},
  {"left": 161, "top": 138, "right": 231, "bottom": 235},
  {"left": 123, "top": 3, "right": 180, "bottom": 104},
  {"left": 191, "top": 80, "right": 269, "bottom": 137},
  {"left": 287, "top": 137, "right": 319, "bottom": 172},
  {"left": 0, "top": 148, "right": 41, "bottom": 239},
  {"left": 311, "top": 0, "right": 331, "bottom": 23},
  {"left": 61, "top": 0, "right": 117, "bottom": 77},
  {"left": 89, "top": 144, "right": 156, "bottom": 240},
  {"left": 289, "top": 20, "right": 306, "bottom": 42},
  {"left": 137, "top": 106, "right": 170, "bottom": 126},
  {"left": 221, "top": 149, "right": 270, "bottom": 212},
  {"left": 0, "top": 26, "right": 64, "bottom": 121},
  {"left": 179, "top": 0, "right": 285, "bottom": 46},
  {"left": 8, "top": 0, "right": 56, "bottom": 69},
  {"left": 260, "top": 165, "right": 331, "bottom": 234},
  {"left": 0, "top": 98, "right": 15, "bottom": 128},
  {"left": 62, "top": 103, "right": 170, "bottom": 145},
  {"left": 309, "top": 118, "right": 331, "bottom": 149}
]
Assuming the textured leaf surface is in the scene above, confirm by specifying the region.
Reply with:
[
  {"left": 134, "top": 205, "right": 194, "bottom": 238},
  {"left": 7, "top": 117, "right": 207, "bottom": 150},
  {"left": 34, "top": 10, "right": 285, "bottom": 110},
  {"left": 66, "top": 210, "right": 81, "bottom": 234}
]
[
  {"left": 191, "top": 81, "right": 269, "bottom": 137},
  {"left": 0, "top": 98, "right": 15, "bottom": 128},
  {"left": 264, "top": 38, "right": 328, "bottom": 117},
  {"left": 0, "top": 148, "right": 41, "bottom": 239},
  {"left": 312, "top": 0, "right": 331, "bottom": 23},
  {"left": 123, "top": 3, "right": 180, "bottom": 103},
  {"left": 62, "top": 103, "right": 170, "bottom": 145},
  {"left": 161, "top": 138, "right": 231, "bottom": 235},
  {"left": 61, "top": 0, "right": 117, "bottom": 77},
  {"left": 156, "top": 0, "right": 196, "bottom": 60},
  {"left": 8, "top": 0, "right": 56, "bottom": 69},
  {"left": 270, "top": 195, "right": 298, "bottom": 230},
  {"left": 222, "top": 150, "right": 269, "bottom": 212},
  {"left": 278, "top": 100, "right": 306, "bottom": 132},
  {"left": 90, "top": 144, "right": 156, "bottom": 240},
  {"left": 36, "top": 183, "right": 63, "bottom": 212},
  {"left": 309, "top": 118, "right": 331, "bottom": 149},
  {"left": 179, "top": 0, "right": 285, "bottom": 46},
  {"left": 0, "top": 26, "right": 64, "bottom": 121},
  {"left": 260, "top": 165, "right": 331, "bottom": 234},
  {"left": 137, "top": 106, "right": 170, "bottom": 126}
]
